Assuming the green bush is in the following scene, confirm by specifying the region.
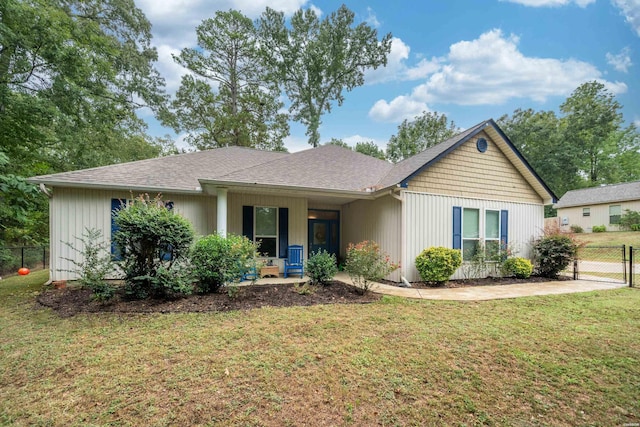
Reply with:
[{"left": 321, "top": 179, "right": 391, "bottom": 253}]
[
  {"left": 570, "top": 225, "right": 584, "bottom": 233},
  {"left": 113, "top": 194, "right": 195, "bottom": 299},
  {"left": 61, "top": 228, "right": 116, "bottom": 302},
  {"left": 190, "top": 233, "right": 259, "bottom": 293},
  {"left": 501, "top": 257, "right": 533, "bottom": 279},
  {"left": 345, "top": 240, "right": 399, "bottom": 294},
  {"left": 305, "top": 249, "right": 338, "bottom": 285},
  {"left": 592, "top": 225, "right": 606, "bottom": 233},
  {"left": 620, "top": 209, "right": 640, "bottom": 231},
  {"left": 533, "top": 233, "right": 578, "bottom": 278},
  {"left": 415, "top": 246, "right": 462, "bottom": 285}
]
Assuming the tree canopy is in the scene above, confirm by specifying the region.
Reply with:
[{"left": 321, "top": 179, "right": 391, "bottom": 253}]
[
  {"left": 168, "top": 10, "right": 289, "bottom": 151},
  {"left": 257, "top": 5, "right": 392, "bottom": 147},
  {"left": 386, "top": 112, "right": 459, "bottom": 163}
]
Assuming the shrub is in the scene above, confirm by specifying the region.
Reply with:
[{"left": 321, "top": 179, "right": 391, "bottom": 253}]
[
  {"left": 61, "top": 228, "right": 117, "bottom": 301},
  {"left": 592, "top": 225, "right": 606, "bottom": 233},
  {"left": 305, "top": 249, "right": 338, "bottom": 285},
  {"left": 619, "top": 209, "right": 640, "bottom": 231},
  {"left": 345, "top": 240, "right": 399, "bottom": 294},
  {"left": 113, "top": 194, "right": 195, "bottom": 299},
  {"left": 415, "top": 246, "right": 462, "bottom": 285},
  {"left": 501, "top": 257, "right": 533, "bottom": 279},
  {"left": 190, "top": 233, "right": 259, "bottom": 293},
  {"left": 570, "top": 225, "right": 584, "bottom": 233},
  {"left": 532, "top": 233, "right": 578, "bottom": 278}
]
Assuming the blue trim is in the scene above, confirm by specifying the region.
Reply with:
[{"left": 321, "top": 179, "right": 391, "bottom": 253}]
[
  {"left": 500, "top": 210, "right": 509, "bottom": 246},
  {"left": 110, "top": 199, "right": 126, "bottom": 259},
  {"left": 452, "top": 206, "right": 462, "bottom": 250},
  {"left": 242, "top": 206, "right": 253, "bottom": 240},
  {"left": 278, "top": 208, "right": 289, "bottom": 258}
]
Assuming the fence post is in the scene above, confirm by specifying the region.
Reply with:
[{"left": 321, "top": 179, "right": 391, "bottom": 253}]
[
  {"left": 629, "top": 246, "right": 634, "bottom": 288},
  {"left": 573, "top": 259, "right": 578, "bottom": 280},
  {"left": 21, "top": 247, "right": 24, "bottom": 268},
  {"left": 622, "top": 245, "right": 627, "bottom": 284}
]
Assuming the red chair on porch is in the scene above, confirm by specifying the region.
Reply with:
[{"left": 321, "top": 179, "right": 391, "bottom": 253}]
[{"left": 284, "top": 245, "right": 304, "bottom": 278}]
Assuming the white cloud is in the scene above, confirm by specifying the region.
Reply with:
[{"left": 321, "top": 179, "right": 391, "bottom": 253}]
[
  {"left": 368, "top": 96, "right": 428, "bottom": 123},
  {"left": 369, "top": 29, "right": 628, "bottom": 123},
  {"left": 365, "top": 37, "right": 442, "bottom": 84},
  {"left": 364, "top": 7, "right": 380, "bottom": 28},
  {"left": 283, "top": 135, "right": 311, "bottom": 152},
  {"left": 606, "top": 47, "right": 633, "bottom": 72},
  {"left": 343, "top": 134, "right": 386, "bottom": 149},
  {"left": 612, "top": 0, "right": 640, "bottom": 37},
  {"left": 500, "top": 0, "right": 595, "bottom": 7},
  {"left": 155, "top": 45, "right": 192, "bottom": 94}
]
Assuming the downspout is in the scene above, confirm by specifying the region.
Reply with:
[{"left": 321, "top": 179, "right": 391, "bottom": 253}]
[
  {"left": 37, "top": 184, "right": 53, "bottom": 286},
  {"left": 389, "top": 188, "right": 411, "bottom": 287}
]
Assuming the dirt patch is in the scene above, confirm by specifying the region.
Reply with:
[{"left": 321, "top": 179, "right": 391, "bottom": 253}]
[
  {"left": 389, "top": 275, "right": 571, "bottom": 289},
  {"left": 36, "top": 281, "right": 381, "bottom": 318}
]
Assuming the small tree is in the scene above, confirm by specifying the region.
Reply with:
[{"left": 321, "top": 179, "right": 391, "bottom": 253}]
[
  {"left": 619, "top": 209, "right": 640, "bottom": 231},
  {"left": 305, "top": 249, "right": 338, "bottom": 286},
  {"left": 113, "top": 194, "right": 195, "bottom": 299},
  {"left": 415, "top": 246, "right": 462, "bottom": 286},
  {"left": 345, "top": 240, "right": 398, "bottom": 294},
  {"left": 61, "top": 228, "right": 116, "bottom": 301},
  {"left": 190, "top": 233, "right": 259, "bottom": 293}
]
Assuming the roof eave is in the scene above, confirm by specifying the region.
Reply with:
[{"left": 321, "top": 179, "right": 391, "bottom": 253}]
[
  {"left": 27, "top": 178, "right": 203, "bottom": 195},
  {"left": 199, "top": 179, "right": 377, "bottom": 200}
]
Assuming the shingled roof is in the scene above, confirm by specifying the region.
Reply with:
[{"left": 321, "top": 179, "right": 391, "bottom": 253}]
[
  {"left": 28, "top": 119, "right": 555, "bottom": 202},
  {"left": 554, "top": 181, "right": 640, "bottom": 208}
]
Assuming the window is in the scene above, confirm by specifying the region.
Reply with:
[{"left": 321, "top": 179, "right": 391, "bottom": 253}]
[
  {"left": 462, "top": 208, "right": 480, "bottom": 260},
  {"left": 485, "top": 210, "right": 500, "bottom": 260},
  {"left": 583, "top": 208, "right": 590, "bottom": 217},
  {"left": 610, "top": 205, "right": 621, "bottom": 225},
  {"left": 453, "top": 206, "right": 508, "bottom": 262},
  {"left": 255, "top": 207, "right": 277, "bottom": 257}
]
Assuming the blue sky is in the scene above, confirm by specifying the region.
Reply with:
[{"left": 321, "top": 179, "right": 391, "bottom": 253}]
[{"left": 135, "top": 0, "right": 640, "bottom": 153}]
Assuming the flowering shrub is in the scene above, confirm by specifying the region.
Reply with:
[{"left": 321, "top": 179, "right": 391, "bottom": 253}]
[
  {"left": 415, "top": 246, "right": 462, "bottom": 285},
  {"left": 345, "top": 240, "right": 399, "bottom": 294},
  {"left": 501, "top": 257, "right": 533, "bottom": 279},
  {"left": 533, "top": 233, "right": 578, "bottom": 278}
]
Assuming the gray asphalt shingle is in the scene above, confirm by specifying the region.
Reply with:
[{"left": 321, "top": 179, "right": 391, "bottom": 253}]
[{"left": 554, "top": 181, "right": 640, "bottom": 208}]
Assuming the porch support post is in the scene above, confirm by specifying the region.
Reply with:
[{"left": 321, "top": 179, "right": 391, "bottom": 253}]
[{"left": 216, "top": 188, "right": 228, "bottom": 237}]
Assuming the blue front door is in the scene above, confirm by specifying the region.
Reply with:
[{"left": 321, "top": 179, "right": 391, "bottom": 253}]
[{"left": 308, "top": 210, "right": 339, "bottom": 260}]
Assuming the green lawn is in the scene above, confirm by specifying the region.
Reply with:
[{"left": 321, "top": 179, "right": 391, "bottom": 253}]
[
  {"left": 575, "top": 230, "right": 640, "bottom": 247},
  {"left": 1, "top": 271, "right": 639, "bottom": 426}
]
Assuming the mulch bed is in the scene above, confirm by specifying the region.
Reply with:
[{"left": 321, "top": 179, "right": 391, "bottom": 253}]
[
  {"left": 36, "top": 281, "right": 381, "bottom": 318},
  {"left": 389, "top": 275, "right": 571, "bottom": 289}
]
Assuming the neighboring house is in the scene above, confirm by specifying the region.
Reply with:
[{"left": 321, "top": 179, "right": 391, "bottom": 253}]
[
  {"left": 29, "top": 119, "right": 556, "bottom": 282},
  {"left": 554, "top": 181, "right": 640, "bottom": 232}
]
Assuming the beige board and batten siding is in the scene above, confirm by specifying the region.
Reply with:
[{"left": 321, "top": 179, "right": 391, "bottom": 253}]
[
  {"left": 227, "top": 193, "right": 307, "bottom": 272},
  {"left": 402, "top": 192, "right": 545, "bottom": 281},
  {"left": 342, "top": 195, "right": 402, "bottom": 282},
  {"left": 407, "top": 132, "right": 543, "bottom": 204},
  {"left": 558, "top": 200, "right": 640, "bottom": 232},
  {"left": 50, "top": 187, "right": 217, "bottom": 281}
]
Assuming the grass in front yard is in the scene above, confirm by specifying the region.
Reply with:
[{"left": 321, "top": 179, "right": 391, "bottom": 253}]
[
  {"left": 575, "top": 230, "right": 640, "bottom": 247},
  {"left": 1, "top": 272, "right": 639, "bottom": 426}
]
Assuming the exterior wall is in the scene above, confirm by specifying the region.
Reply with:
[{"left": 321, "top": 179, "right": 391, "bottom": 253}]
[
  {"left": 49, "top": 188, "right": 217, "bottom": 281},
  {"left": 342, "top": 195, "right": 402, "bottom": 282},
  {"left": 558, "top": 200, "right": 640, "bottom": 232},
  {"left": 407, "top": 131, "right": 543, "bottom": 204},
  {"left": 228, "top": 193, "right": 308, "bottom": 271},
  {"left": 403, "top": 191, "right": 545, "bottom": 281}
]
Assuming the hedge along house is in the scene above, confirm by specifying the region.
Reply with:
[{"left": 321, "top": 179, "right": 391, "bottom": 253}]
[
  {"left": 29, "top": 119, "right": 556, "bottom": 282},
  {"left": 554, "top": 181, "right": 640, "bottom": 232}
]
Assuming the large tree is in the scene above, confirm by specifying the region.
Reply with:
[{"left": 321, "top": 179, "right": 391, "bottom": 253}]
[
  {"left": 169, "top": 10, "right": 288, "bottom": 151},
  {"left": 355, "top": 141, "right": 386, "bottom": 160},
  {"left": 257, "top": 5, "right": 392, "bottom": 147},
  {"left": 0, "top": 0, "right": 168, "bottom": 244},
  {"left": 560, "top": 81, "right": 624, "bottom": 184},
  {"left": 386, "top": 111, "right": 459, "bottom": 163}
]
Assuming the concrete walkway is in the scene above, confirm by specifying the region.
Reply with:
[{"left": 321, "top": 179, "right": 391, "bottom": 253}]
[
  {"left": 333, "top": 272, "right": 629, "bottom": 301},
  {"left": 241, "top": 272, "right": 630, "bottom": 301}
]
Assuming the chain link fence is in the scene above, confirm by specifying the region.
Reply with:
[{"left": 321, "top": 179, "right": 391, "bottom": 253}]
[
  {"left": 0, "top": 246, "right": 49, "bottom": 277},
  {"left": 572, "top": 245, "right": 627, "bottom": 284}
]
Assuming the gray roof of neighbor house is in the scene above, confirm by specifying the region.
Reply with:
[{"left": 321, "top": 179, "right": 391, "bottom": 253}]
[
  {"left": 554, "top": 181, "right": 640, "bottom": 208},
  {"left": 28, "top": 119, "right": 556, "bottom": 202}
]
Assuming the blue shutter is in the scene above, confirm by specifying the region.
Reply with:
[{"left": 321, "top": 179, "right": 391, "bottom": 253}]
[
  {"left": 278, "top": 208, "right": 289, "bottom": 258},
  {"left": 111, "top": 199, "right": 126, "bottom": 259},
  {"left": 242, "top": 206, "right": 254, "bottom": 240},
  {"left": 500, "top": 210, "right": 509, "bottom": 246},
  {"left": 452, "top": 206, "right": 462, "bottom": 250}
]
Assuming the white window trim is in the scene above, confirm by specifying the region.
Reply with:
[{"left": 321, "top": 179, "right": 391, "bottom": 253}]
[{"left": 461, "top": 207, "right": 502, "bottom": 261}]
